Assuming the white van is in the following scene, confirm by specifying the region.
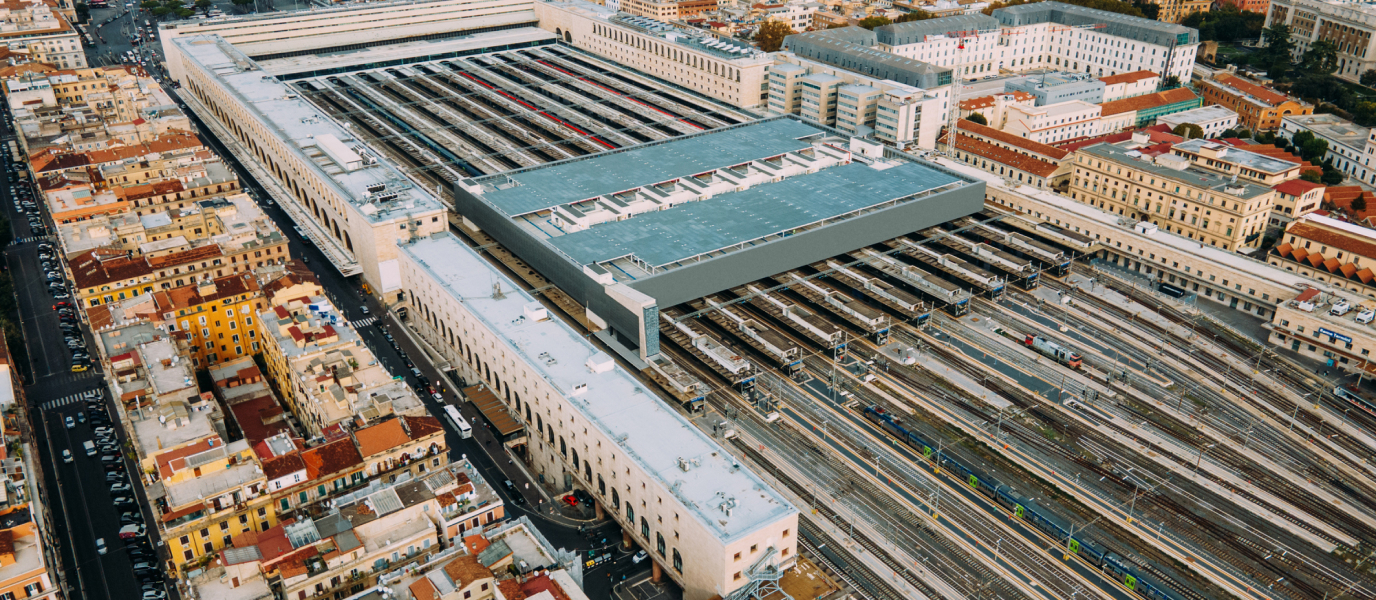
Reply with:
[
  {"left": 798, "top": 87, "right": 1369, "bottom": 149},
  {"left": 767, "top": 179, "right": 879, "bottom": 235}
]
[{"left": 83, "top": 441, "right": 96, "bottom": 456}]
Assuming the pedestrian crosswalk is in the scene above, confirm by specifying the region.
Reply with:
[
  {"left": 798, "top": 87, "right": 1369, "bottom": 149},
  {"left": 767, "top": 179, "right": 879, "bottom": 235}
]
[
  {"left": 10, "top": 236, "right": 51, "bottom": 245},
  {"left": 352, "top": 316, "right": 379, "bottom": 327},
  {"left": 40, "top": 391, "right": 92, "bottom": 411}
]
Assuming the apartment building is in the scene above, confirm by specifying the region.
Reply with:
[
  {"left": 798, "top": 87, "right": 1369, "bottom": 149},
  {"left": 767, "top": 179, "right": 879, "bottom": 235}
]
[
  {"left": 1168, "top": 138, "right": 1304, "bottom": 185},
  {"left": 0, "top": 506, "right": 56, "bottom": 600},
  {"left": 1000, "top": 100, "right": 1101, "bottom": 144},
  {"left": 942, "top": 131, "right": 1072, "bottom": 189},
  {"left": 68, "top": 202, "right": 290, "bottom": 308},
  {"left": 0, "top": 0, "right": 84, "bottom": 69},
  {"left": 768, "top": 53, "right": 944, "bottom": 149},
  {"left": 153, "top": 272, "right": 265, "bottom": 368},
  {"left": 1269, "top": 178, "right": 1326, "bottom": 229},
  {"left": 1281, "top": 113, "right": 1376, "bottom": 186},
  {"left": 399, "top": 232, "right": 798, "bottom": 600},
  {"left": 1098, "top": 87, "right": 1201, "bottom": 131},
  {"left": 351, "top": 415, "right": 449, "bottom": 485},
  {"left": 1098, "top": 70, "right": 1161, "bottom": 102},
  {"left": 1069, "top": 141, "right": 1277, "bottom": 251},
  {"left": 159, "top": 436, "right": 275, "bottom": 577},
  {"left": 534, "top": 0, "right": 773, "bottom": 109},
  {"left": 1266, "top": 0, "right": 1376, "bottom": 83},
  {"left": 173, "top": 36, "right": 448, "bottom": 296},
  {"left": 434, "top": 458, "right": 506, "bottom": 544},
  {"left": 958, "top": 91, "right": 1035, "bottom": 121},
  {"left": 993, "top": 2, "right": 1200, "bottom": 82},
  {"left": 1158, "top": 105, "right": 1240, "bottom": 139},
  {"left": 1006, "top": 71, "right": 1105, "bottom": 105},
  {"left": 1197, "top": 71, "right": 1312, "bottom": 132}
]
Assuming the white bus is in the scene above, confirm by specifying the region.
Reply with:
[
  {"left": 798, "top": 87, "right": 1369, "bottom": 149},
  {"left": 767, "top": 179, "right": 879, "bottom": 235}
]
[{"left": 443, "top": 405, "right": 472, "bottom": 439}]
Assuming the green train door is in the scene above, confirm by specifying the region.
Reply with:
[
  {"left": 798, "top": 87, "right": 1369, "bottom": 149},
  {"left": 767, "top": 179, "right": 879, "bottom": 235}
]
[
  {"left": 1124, "top": 574, "right": 1137, "bottom": 590},
  {"left": 1067, "top": 539, "right": 1080, "bottom": 555},
  {"left": 922, "top": 446, "right": 933, "bottom": 458},
  {"left": 967, "top": 475, "right": 979, "bottom": 489},
  {"left": 1014, "top": 505, "right": 1025, "bottom": 518}
]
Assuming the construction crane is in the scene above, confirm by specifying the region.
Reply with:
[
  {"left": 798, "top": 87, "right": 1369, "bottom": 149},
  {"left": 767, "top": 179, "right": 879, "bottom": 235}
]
[{"left": 942, "top": 29, "right": 983, "bottom": 158}]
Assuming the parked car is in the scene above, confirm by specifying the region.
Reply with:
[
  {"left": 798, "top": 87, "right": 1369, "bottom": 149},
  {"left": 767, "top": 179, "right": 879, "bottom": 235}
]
[
  {"left": 64, "top": 416, "right": 74, "bottom": 429},
  {"left": 62, "top": 450, "right": 72, "bottom": 463},
  {"left": 96, "top": 538, "right": 107, "bottom": 555}
]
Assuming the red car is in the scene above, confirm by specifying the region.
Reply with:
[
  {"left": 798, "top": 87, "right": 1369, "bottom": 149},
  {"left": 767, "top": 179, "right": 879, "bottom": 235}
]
[
  {"left": 53, "top": 302, "right": 71, "bottom": 310},
  {"left": 562, "top": 495, "right": 579, "bottom": 507}
]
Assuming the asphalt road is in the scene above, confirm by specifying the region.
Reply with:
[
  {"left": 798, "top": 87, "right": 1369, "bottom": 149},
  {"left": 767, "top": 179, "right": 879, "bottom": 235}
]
[{"left": 0, "top": 101, "right": 166, "bottom": 600}]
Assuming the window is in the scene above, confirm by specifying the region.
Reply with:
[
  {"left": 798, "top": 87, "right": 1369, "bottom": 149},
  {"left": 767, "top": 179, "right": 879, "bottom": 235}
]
[
  {"left": 657, "top": 532, "right": 666, "bottom": 556},
  {"left": 673, "top": 548, "right": 682, "bottom": 573},
  {"left": 641, "top": 517, "right": 650, "bottom": 539}
]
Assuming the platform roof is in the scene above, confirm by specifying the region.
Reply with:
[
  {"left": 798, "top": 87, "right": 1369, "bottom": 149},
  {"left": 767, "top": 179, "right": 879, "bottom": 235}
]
[
  {"left": 400, "top": 233, "right": 796, "bottom": 543},
  {"left": 548, "top": 160, "right": 961, "bottom": 269},
  {"left": 477, "top": 119, "right": 824, "bottom": 217}
]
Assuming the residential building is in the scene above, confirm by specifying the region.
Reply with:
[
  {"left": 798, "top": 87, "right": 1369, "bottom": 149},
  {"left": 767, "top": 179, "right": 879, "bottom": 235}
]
[
  {"left": 1069, "top": 140, "right": 1277, "bottom": 251},
  {"left": 1197, "top": 70, "right": 1312, "bottom": 132},
  {"left": 434, "top": 458, "right": 506, "bottom": 544},
  {"left": 941, "top": 131, "right": 1072, "bottom": 190},
  {"left": 1219, "top": 0, "right": 1268, "bottom": 14},
  {"left": 769, "top": 53, "right": 945, "bottom": 149},
  {"left": 955, "top": 118, "right": 1075, "bottom": 164},
  {"left": 1006, "top": 71, "right": 1104, "bottom": 105},
  {"left": 1157, "top": 105, "right": 1239, "bottom": 138},
  {"left": 398, "top": 233, "right": 798, "bottom": 600},
  {"left": 350, "top": 415, "right": 448, "bottom": 485},
  {"left": 1167, "top": 138, "right": 1304, "bottom": 186},
  {"left": 154, "top": 272, "right": 265, "bottom": 368},
  {"left": 534, "top": 0, "right": 773, "bottom": 109},
  {"left": 159, "top": 436, "right": 274, "bottom": 577},
  {"left": 1281, "top": 113, "right": 1376, "bottom": 186},
  {"left": 873, "top": 14, "right": 1003, "bottom": 78},
  {"left": 1270, "top": 213, "right": 1376, "bottom": 301},
  {"left": 1097, "top": 69, "right": 1160, "bottom": 102},
  {"left": 172, "top": 35, "right": 449, "bottom": 298},
  {"left": 1000, "top": 100, "right": 1101, "bottom": 144},
  {"left": 1269, "top": 178, "right": 1326, "bottom": 230},
  {"left": 993, "top": 2, "right": 1200, "bottom": 82},
  {"left": 1265, "top": 0, "right": 1376, "bottom": 83},
  {"left": 0, "top": 333, "right": 58, "bottom": 600},
  {"left": 957, "top": 91, "right": 1035, "bottom": 121},
  {"left": 1324, "top": 186, "right": 1376, "bottom": 227},
  {"left": 0, "top": 0, "right": 85, "bottom": 69},
  {"left": 1098, "top": 86, "right": 1201, "bottom": 131}
]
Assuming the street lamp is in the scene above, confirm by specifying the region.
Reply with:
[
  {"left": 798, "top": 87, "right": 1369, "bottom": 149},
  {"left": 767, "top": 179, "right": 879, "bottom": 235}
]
[
  {"left": 1289, "top": 392, "right": 1313, "bottom": 432},
  {"left": 1194, "top": 443, "right": 1216, "bottom": 476}
]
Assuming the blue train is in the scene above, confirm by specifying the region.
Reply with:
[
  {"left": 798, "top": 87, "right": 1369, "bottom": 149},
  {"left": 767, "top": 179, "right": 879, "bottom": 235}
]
[{"left": 862, "top": 406, "right": 1187, "bottom": 600}]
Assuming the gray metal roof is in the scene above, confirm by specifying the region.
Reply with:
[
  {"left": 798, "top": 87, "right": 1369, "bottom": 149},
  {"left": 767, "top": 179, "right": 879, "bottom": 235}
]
[
  {"left": 805, "top": 25, "right": 880, "bottom": 46},
  {"left": 548, "top": 160, "right": 961, "bottom": 269},
  {"left": 784, "top": 31, "right": 952, "bottom": 89},
  {"left": 478, "top": 119, "right": 824, "bottom": 217},
  {"left": 875, "top": 14, "right": 999, "bottom": 46},
  {"left": 993, "top": 1, "right": 1198, "bottom": 46},
  {"left": 1079, "top": 143, "right": 1272, "bottom": 199}
]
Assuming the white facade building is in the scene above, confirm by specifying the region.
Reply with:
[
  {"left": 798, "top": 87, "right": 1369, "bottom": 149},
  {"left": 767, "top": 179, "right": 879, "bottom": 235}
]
[
  {"left": 993, "top": 2, "right": 1199, "bottom": 83},
  {"left": 769, "top": 53, "right": 944, "bottom": 148},
  {"left": 1281, "top": 113, "right": 1376, "bottom": 186},
  {"left": 0, "top": 0, "right": 85, "bottom": 69},
  {"left": 399, "top": 232, "right": 798, "bottom": 600},
  {"left": 1158, "top": 106, "right": 1239, "bottom": 139},
  {"left": 1001, "top": 100, "right": 1101, "bottom": 144}
]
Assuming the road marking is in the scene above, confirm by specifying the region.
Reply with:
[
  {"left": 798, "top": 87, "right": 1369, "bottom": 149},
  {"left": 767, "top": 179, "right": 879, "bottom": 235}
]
[
  {"left": 352, "top": 316, "right": 378, "bottom": 327},
  {"left": 40, "top": 392, "right": 88, "bottom": 411},
  {"left": 9, "top": 236, "right": 53, "bottom": 245}
]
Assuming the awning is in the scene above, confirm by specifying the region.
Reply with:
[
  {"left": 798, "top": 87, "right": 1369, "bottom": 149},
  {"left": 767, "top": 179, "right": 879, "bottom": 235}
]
[{"left": 463, "top": 385, "right": 523, "bottom": 437}]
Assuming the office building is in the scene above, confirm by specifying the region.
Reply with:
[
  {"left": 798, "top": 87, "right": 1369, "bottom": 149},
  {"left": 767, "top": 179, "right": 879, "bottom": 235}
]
[
  {"left": 1006, "top": 71, "right": 1105, "bottom": 105},
  {"left": 1000, "top": 100, "right": 1102, "bottom": 144},
  {"left": 993, "top": 2, "right": 1199, "bottom": 82},
  {"left": 1157, "top": 105, "right": 1240, "bottom": 138},
  {"left": 1097, "top": 69, "right": 1160, "bottom": 102},
  {"left": 1098, "top": 86, "right": 1201, "bottom": 131},
  {"left": 398, "top": 232, "right": 798, "bottom": 600},
  {"left": 1266, "top": 0, "right": 1376, "bottom": 83},
  {"left": 873, "top": 14, "right": 1002, "bottom": 78},
  {"left": 769, "top": 53, "right": 944, "bottom": 148},
  {"left": 1070, "top": 140, "right": 1277, "bottom": 251}
]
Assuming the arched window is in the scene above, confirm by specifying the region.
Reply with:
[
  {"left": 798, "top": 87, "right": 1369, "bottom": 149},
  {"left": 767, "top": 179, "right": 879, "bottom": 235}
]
[
  {"left": 656, "top": 533, "right": 665, "bottom": 556},
  {"left": 672, "top": 548, "right": 682, "bottom": 573},
  {"left": 560, "top": 437, "right": 567, "bottom": 458}
]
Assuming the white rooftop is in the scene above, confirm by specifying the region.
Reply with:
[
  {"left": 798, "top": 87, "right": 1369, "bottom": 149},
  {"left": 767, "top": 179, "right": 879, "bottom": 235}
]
[
  {"left": 1157, "top": 105, "right": 1237, "bottom": 124},
  {"left": 172, "top": 35, "right": 445, "bottom": 225},
  {"left": 256, "top": 28, "right": 557, "bottom": 77},
  {"left": 400, "top": 233, "right": 796, "bottom": 543}
]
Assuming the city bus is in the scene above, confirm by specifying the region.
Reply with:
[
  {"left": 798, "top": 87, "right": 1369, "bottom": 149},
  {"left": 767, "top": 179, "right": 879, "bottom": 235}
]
[{"left": 443, "top": 405, "right": 472, "bottom": 439}]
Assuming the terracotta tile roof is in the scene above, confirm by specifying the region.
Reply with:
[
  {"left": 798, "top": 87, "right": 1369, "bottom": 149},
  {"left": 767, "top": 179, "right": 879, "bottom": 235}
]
[
  {"left": 499, "top": 579, "right": 529, "bottom": 600},
  {"left": 302, "top": 437, "right": 363, "bottom": 480},
  {"left": 352, "top": 418, "right": 409, "bottom": 457},
  {"left": 1288, "top": 220, "right": 1376, "bottom": 261},
  {"left": 147, "top": 244, "right": 222, "bottom": 268},
  {"left": 940, "top": 132, "right": 1062, "bottom": 178},
  {"left": 1099, "top": 87, "right": 1198, "bottom": 117},
  {"left": 956, "top": 119, "right": 1070, "bottom": 160},
  {"left": 521, "top": 574, "right": 571, "bottom": 600},
  {"left": 1325, "top": 186, "right": 1376, "bottom": 223},
  {"left": 1098, "top": 70, "right": 1158, "bottom": 85},
  {"left": 435, "top": 491, "right": 457, "bottom": 507},
  {"left": 230, "top": 394, "right": 291, "bottom": 446},
  {"left": 404, "top": 415, "right": 444, "bottom": 441},
  {"left": 154, "top": 437, "right": 222, "bottom": 480},
  {"left": 463, "top": 534, "right": 490, "bottom": 555},
  {"left": 1212, "top": 73, "right": 1289, "bottom": 106},
  {"left": 958, "top": 91, "right": 1034, "bottom": 111},
  {"left": 443, "top": 555, "right": 494, "bottom": 588},
  {"left": 153, "top": 273, "right": 259, "bottom": 314},
  {"left": 1273, "top": 179, "right": 1324, "bottom": 197},
  {"left": 1054, "top": 124, "right": 1177, "bottom": 152},
  {"left": 262, "top": 453, "right": 307, "bottom": 481},
  {"left": 409, "top": 578, "right": 439, "bottom": 600}
]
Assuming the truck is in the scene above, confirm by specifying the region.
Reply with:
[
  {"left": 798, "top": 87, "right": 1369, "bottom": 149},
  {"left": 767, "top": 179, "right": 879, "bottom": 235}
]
[{"left": 1025, "top": 334, "right": 1082, "bottom": 369}]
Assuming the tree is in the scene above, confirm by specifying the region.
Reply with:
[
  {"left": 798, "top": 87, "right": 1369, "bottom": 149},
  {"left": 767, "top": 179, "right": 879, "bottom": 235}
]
[
  {"left": 967, "top": 112, "right": 988, "bottom": 125},
  {"left": 1180, "top": 5, "right": 1265, "bottom": 43},
  {"left": 194, "top": 0, "right": 213, "bottom": 13},
  {"left": 1256, "top": 131, "right": 1277, "bottom": 144},
  {"left": 895, "top": 9, "right": 933, "bottom": 22},
  {"left": 175, "top": 6, "right": 194, "bottom": 17},
  {"left": 1262, "top": 23, "right": 1295, "bottom": 76},
  {"left": 150, "top": 6, "right": 170, "bottom": 17},
  {"left": 1173, "top": 123, "right": 1205, "bottom": 139},
  {"left": 1303, "top": 40, "right": 1340, "bottom": 76},
  {"left": 1221, "top": 128, "right": 1239, "bottom": 138},
  {"left": 1353, "top": 195, "right": 1368, "bottom": 213},
  {"left": 1162, "top": 75, "right": 1181, "bottom": 89},
  {"left": 1362, "top": 70, "right": 1376, "bottom": 87},
  {"left": 1301, "top": 170, "right": 1323, "bottom": 183},
  {"left": 1301, "top": 138, "right": 1329, "bottom": 163},
  {"left": 1133, "top": 0, "right": 1160, "bottom": 20},
  {"left": 857, "top": 16, "right": 892, "bottom": 30},
  {"left": 140, "top": 0, "right": 159, "bottom": 8},
  {"left": 1323, "top": 166, "right": 1346, "bottom": 185},
  {"left": 754, "top": 21, "right": 792, "bottom": 52},
  {"left": 1236, "top": 128, "right": 1252, "bottom": 139},
  {"left": 74, "top": 1, "right": 88, "bottom": 22}
]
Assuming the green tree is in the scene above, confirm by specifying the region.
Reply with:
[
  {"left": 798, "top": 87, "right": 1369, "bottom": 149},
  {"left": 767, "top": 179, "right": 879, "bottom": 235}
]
[
  {"left": 1236, "top": 128, "right": 1251, "bottom": 139},
  {"left": 1173, "top": 123, "right": 1205, "bottom": 139},
  {"left": 1301, "top": 138, "right": 1329, "bottom": 163},
  {"left": 967, "top": 112, "right": 988, "bottom": 125},
  {"left": 150, "top": 6, "right": 170, "bottom": 17},
  {"left": 754, "top": 20, "right": 793, "bottom": 52},
  {"left": 1292, "top": 130, "right": 1315, "bottom": 149},
  {"left": 1353, "top": 195, "right": 1368, "bottom": 212},
  {"left": 1133, "top": 0, "right": 1159, "bottom": 20},
  {"left": 139, "top": 0, "right": 159, "bottom": 9},
  {"left": 1262, "top": 23, "right": 1295, "bottom": 76},
  {"left": 1362, "top": 70, "right": 1376, "bottom": 87},
  {"left": 1162, "top": 75, "right": 1181, "bottom": 89},
  {"left": 174, "top": 7, "right": 194, "bottom": 17},
  {"left": 74, "top": 1, "right": 89, "bottom": 22},
  {"left": 1180, "top": 5, "right": 1265, "bottom": 42},
  {"left": 857, "top": 16, "right": 892, "bottom": 30},
  {"left": 1301, "top": 170, "right": 1322, "bottom": 183},
  {"left": 1303, "top": 40, "right": 1340, "bottom": 75},
  {"left": 194, "top": 0, "right": 213, "bottom": 13},
  {"left": 1221, "top": 128, "right": 1238, "bottom": 138},
  {"left": 895, "top": 9, "right": 933, "bottom": 22},
  {"left": 1323, "top": 166, "right": 1346, "bottom": 185},
  {"left": 1256, "top": 131, "right": 1277, "bottom": 144}
]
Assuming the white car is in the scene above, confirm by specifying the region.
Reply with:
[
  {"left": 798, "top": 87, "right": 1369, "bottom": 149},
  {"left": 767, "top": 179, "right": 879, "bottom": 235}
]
[
  {"left": 632, "top": 550, "right": 648, "bottom": 564},
  {"left": 95, "top": 538, "right": 107, "bottom": 555}
]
